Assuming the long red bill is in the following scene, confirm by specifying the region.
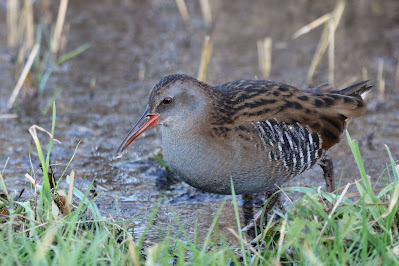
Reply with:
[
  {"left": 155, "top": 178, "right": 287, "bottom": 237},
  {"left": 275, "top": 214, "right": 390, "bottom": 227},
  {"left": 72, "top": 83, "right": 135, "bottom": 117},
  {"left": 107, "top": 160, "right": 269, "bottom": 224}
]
[{"left": 116, "top": 105, "right": 159, "bottom": 158}]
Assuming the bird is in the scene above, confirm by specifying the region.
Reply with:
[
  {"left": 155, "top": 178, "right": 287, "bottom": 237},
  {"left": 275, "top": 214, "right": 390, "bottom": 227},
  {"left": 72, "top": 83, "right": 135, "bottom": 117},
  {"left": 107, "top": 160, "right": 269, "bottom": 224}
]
[{"left": 116, "top": 74, "right": 372, "bottom": 196}]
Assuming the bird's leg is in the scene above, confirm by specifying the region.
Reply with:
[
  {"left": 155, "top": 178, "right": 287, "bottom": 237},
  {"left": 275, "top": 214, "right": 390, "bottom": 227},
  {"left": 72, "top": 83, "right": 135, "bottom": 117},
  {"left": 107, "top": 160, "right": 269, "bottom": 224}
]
[
  {"left": 242, "top": 194, "right": 254, "bottom": 225},
  {"left": 242, "top": 189, "right": 279, "bottom": 236},
  {"left": 319, "top": 155, "right": 335, "bottom": 193}
]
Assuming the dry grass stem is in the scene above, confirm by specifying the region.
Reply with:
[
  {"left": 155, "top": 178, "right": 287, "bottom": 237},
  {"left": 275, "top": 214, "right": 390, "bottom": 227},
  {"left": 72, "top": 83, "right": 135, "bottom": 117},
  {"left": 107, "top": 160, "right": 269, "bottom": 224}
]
[
  {"left": 200, "top": 0, "right": 212, "bottom": 28},
  {"left": 381, "top": 183, "right": 399, "bottom": 219},
  {"left": 52, "top": 0, "right": 69, "bottom": 53},
  {"left": 16, "top": 42, "right": 26, "bottom": 65},
  {"left": 377, "top": 59, "right": 385, "bottom": 101},
  {"left": 7, "top": 44, "right": 39, "bottom": 109},
  {"left": 292, "top": 13, "right": 330, "bottom": 39},
  {"left": 316, "top": 183, "right": 350, "bottom": 244},
  {"left": 250, "top": 218, "right": 281, "bottom": 244},
  {"left": 34, "top": 225, "right": 58, "bottom": 261},
  {"left": 395, "top": 55, "right": 399, "bottom": 87},
  {"left": 24, "top": 0, "right": 35, "bottom": 49},
  {"left": 0, "top": 171, "right": 8, "bottom": 196},
  {"left": 145, "top": 244, "right": 161, "bottom": 266},
  {"left": 28, "top": 124, "right": 62, "bottom": 145},
  {"left": 328, "top": 17, "right": 335, "bottom": 85},
  {"left": 67, "top": 170, "right": 75, "bottom": 213},
  {"left": 362, "top": 67, "right": 368, "bottom": 81},
  {"left": 340, "top": 76, "right": 358, "bottom": 89},
  {"left": 0, "top": 114, "right": 18, "bottom": 119},
  {"left": 6, "top": 0, "right": 19, "bottom": 47},
  {"left": 257, "top": 37, "right": 272, "bottom": 78},
  {"left": 275, "top": 184, "right": 292, "bottom": 203},
  {"left": 197, "top": 35, "right": 213, "bottom": 82},
  {"left": 127, "top": 235, "right": 140, "bottom": 266},
  {"left": 227, "top": 228, "right": 266, "bottom": 263},
  {"left": 276, "top": 216, "right": 287, "bottom": 261},
  {"left": 25, "top": 173, "right": 39, "bottom": 188},
  {"left": 175, "top": 0, "right": 191, "bottom": 29},
  {"left": 302, "top": 243, "right": 323, "bottom": 265},
  {"left": 307, "top": 0, "right": 345, "bottom": 82}
]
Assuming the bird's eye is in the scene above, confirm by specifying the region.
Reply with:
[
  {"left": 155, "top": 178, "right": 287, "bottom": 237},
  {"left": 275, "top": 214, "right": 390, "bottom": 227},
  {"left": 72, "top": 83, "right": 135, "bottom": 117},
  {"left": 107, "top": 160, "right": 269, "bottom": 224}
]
[{"left": 162, "top": 97, "right": 173, "bottom": 104}]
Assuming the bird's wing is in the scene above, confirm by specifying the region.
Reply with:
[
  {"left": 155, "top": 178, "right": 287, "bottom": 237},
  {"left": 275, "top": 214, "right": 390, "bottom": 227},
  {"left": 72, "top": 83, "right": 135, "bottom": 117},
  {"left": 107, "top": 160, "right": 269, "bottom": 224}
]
[{"left": 213, "top": 80, "right": 370, "bottom": 150}]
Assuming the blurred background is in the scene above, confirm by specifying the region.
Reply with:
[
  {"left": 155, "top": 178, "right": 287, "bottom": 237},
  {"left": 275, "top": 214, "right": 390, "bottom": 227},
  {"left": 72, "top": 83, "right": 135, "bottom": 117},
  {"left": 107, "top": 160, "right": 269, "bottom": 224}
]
[{"left": 0, "top": 0, "right": 398, "bottom": 242}]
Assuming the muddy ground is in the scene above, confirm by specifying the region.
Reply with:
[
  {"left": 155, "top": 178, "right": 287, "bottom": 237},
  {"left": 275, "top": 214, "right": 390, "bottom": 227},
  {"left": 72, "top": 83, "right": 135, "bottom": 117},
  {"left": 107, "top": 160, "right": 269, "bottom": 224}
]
[{"left": 0, "top": 0, "right": 398, "bottom": 242}]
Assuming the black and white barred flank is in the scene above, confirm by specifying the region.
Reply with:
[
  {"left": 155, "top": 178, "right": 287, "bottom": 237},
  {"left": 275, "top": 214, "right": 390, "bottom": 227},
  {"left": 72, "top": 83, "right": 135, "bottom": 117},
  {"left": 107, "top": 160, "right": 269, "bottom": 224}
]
[{"left": 253, "top": 119, "right": 323, "bottom": 176}]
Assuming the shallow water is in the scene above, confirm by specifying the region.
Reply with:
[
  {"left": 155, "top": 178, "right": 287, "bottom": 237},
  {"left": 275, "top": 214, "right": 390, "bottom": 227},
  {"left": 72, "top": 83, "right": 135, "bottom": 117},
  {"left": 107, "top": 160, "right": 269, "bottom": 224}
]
[{"left": 0, "top": 0, "right": 398, "bottom": 242}]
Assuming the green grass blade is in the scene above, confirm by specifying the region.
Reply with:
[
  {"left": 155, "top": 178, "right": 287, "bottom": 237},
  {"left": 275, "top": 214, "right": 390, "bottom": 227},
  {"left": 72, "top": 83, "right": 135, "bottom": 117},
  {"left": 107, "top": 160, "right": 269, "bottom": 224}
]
[
  {"left": 346, "top": 131, "right": 378, "bottom": 203},
  {"left": 153, "top": 153, "right": 172, "bottom": 172},
  {"left": 230, "top": 177, "right": 248, "bottom": 265},
  {"left": 42, "top": 90, "right": 62, "bottom": 115},
  {"left": 56, "top": 43, "right": 90, "bottom": 65},
  {"left": 38, "top": 67, "right": 53, "bottom": 93},
  {"left": 59, "top": 140, "right": 82, "bottom": 181},
  {"left": 45, "top": 102, "right": 56, "bottom": 170},
  {"left": 201, "top": 200, "right": 226, "bottom": 251},
  {"left": 385, "top": 145, "right": 399, "bottom": 184}
]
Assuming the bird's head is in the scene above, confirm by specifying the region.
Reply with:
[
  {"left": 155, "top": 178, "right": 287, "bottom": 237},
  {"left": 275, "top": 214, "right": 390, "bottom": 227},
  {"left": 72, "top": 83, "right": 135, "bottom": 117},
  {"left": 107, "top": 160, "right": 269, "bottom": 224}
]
[{"left": 116, "top": 74, "right": 211, "bottom": 157}]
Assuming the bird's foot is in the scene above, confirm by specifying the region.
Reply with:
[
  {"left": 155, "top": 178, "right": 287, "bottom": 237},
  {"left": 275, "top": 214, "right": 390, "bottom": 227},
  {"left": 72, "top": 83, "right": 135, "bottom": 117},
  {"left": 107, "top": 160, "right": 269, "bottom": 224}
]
[
  {"left": 242, "top": 190, "right": 279, "bottom": 237},
  {"left": 242, "top": 194, "right": 254, "bottom": 226},
  {"left": 319, "top": 155, "right": 335, "bottom": 193}
]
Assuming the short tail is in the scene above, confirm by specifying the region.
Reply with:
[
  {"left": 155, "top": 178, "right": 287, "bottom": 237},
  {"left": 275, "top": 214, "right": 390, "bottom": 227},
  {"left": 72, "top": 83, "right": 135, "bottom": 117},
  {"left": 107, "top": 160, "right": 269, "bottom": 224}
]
[
  {"left": 335, "top": 80, "right": 373, "bottom": 98},
  {"left": 318, "top": 80, "right": 373, "bottom": 119}
]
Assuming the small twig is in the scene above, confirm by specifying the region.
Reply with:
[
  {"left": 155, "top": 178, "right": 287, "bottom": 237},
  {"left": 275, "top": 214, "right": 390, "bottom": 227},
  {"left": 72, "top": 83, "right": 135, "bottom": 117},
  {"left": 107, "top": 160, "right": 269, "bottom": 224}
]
[
  {"left": 8, "top": 44, "right": 39, "bottom": 109},
  {"left": 15, "top": 188, "right": 25, "bottom": 201},
  {"left": 275, "top": 184, "right": 292, "bottom": 203}
]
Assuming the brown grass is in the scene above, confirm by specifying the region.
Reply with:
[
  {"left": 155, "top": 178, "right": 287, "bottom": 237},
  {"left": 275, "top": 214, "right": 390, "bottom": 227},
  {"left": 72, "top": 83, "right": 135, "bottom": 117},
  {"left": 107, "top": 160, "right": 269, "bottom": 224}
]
[
  {"left": 200, "top": 0, "right": 212, "bottom": 29},
  {"left": 307, "top": 1, "right": 345, "bottom": 83},
  {"left": 7, "top": 44, "right": 39, "bottom": 109},
  {"left": 377, "top": 58, "right": 385, "bottom": 101},
  {"left": 257, "top": 37, "right": 272, "bottom": 78},
  {"left": 52, "top": 0, "right": 69, "bottom": 53},
  {"left": 197, "top": 35, "right": 213, "bottom": 82},
  {"left": 175, "top": 0, "right": 191, "bottom": 29}
]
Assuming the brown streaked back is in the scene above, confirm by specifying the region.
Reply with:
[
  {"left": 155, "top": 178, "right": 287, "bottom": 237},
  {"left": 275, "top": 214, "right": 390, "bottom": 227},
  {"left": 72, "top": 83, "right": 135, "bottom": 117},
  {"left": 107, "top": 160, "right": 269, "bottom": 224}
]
[{"left": 212, "top": 80, "right": 372, "bottom": 150}]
